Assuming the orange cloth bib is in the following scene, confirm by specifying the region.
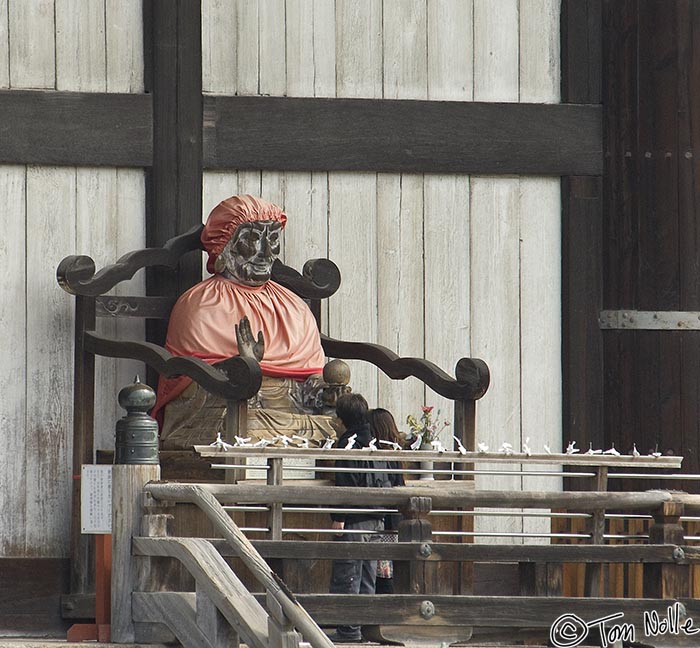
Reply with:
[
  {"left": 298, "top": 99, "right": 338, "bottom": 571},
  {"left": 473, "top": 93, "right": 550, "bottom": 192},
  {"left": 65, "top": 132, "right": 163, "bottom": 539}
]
[{"left": 152, "top": 275, "right": 326, "bottom": 423}]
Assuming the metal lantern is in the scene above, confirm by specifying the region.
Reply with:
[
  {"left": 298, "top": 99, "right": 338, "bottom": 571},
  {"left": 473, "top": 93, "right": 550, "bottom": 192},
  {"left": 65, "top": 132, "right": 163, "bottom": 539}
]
[{"left": 115, "top": 376, "right": 159, "bottom": 465}]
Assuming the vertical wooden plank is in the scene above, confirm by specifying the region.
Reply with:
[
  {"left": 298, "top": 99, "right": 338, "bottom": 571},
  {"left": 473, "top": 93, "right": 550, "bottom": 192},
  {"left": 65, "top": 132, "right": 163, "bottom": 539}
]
[
  {"left": 561, "top": 0, "right": 604, "bottom": 458},
  {"left": 378, "top": 0, "right": 427, "bottom": 423},
  {"left": 636, "top": 2, "right": 682, "bottom": 479},
  {"left": 203, "top": 172, "right": 239, "bottom": 219},
  {"left": 0, "top": 0, "right": 9, "bottom": 88},
  {"left": 519, "top": 0, "right": 561, "bottom": 542},
  {"left": 427, "top": 0, "right": 473, "bottom": 102},
  {"left": 259, "top": 0, "right": 286, "bottom": 96},
  {"left": 469, "top": 178, "right": 521, "bottom": 500},
  {"left": 472, "top": 0, "right": 521, "bottom": 541},
  {"left": 561, "top": 0, "right": 602, "bottom": 104},
  {"left": 0, "top": 165, "right": 26, "bottom": 557},
  {"left": 284, "top": 0, "right": 334, "bottom": 328},
  {"left": 518, "top": 178, "right": 562, "bottom": 452},
  {"left": 335, "top": 0, "right": 382, "bottom": 98},
  {"left": 473, "top": 0, "right": 519, "bottom": 102},
  {"left": 283, "top": 173, "right": 327, "bottom": 270},
  {"left": 145, "top": 0, "right": 203, "bottom": 350},
  {"left": 76, "top": 168, "right": 121, "bottom": 453},
  {"left": 601, "top": 0, "right": 639, "bottom": 468},
  {"left": 230, "top": 0, "right": 262, "bottom": 204},
  {"left": 519, "top": 0, "right": 560, "bottom": 103},
  {"left": 202, "top": 0, "right": 237, "bottom": 94},
  {"left": 311, "top": 0, "right": 335, "bottom": 98},
  {"left": 328, "top": 172, "right": 379, "bottom": 404},
  {"left": 8, "top": 0, "right": 55, "bottom": 89},
  {"left": 259, "top": 0, "right": 286, "bottom": 232},
  {"left": 425, "top": 2, "right": 473, "bottom": 440},
  {"left": 562, "top": 177, "right": 603, "bottom": 457},
  {"left": 57, "top": 0, "right": 118, "bottom": 452},
  {"left": 285, "top": 0, "right": 315, "bottom": 98},
  {"left": 106, "top": 0, "right": 145, "bottom": 93},
  {"left": 108, "top": 0, "right": 147, "bottom": 420},
  {"left": 25, "top": 166, "right": 76, "bottom": 556},
  {"left": 237, "top": 171, "right": 263, "bottom": 197},
  {"left": 261, "top": 174, "right": 286, "bottom": 212},
  {"left": 561, "top": 0, "right": 603, "bottom": 470},
  {"left": 236, "top": 0, "right": 259, "bottom": 95},
  {"left": 55, "top": 0, "right": 107, "bottom": 91},
  {"left": 331, "top": 0, "right": 381, "bottom": 403},
  {"left": 678, "top": 1, "right": 700, "bottom": 486},
  {"left": 114, "top": 169, "right": 147, "bottom": 425},
  {"left": 382, "top": 0, "right": 427, "bottom": 101},
  {"left": 424, "top": 176, "right": 471, "bottom": 444},
  {"left": 376, "top": 174, "right": 425, "bottom": 424}
]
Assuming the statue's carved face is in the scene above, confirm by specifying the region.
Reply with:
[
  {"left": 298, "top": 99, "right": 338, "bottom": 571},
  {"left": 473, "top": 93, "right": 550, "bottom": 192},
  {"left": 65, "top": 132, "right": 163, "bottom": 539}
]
[{"left": 220, "top": 220, "right": 282, "bottom": 286}]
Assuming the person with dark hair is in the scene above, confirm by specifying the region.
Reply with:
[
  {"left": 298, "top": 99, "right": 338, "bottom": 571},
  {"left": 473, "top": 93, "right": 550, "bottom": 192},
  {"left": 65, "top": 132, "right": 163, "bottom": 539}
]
[
  {"left": 367, "top": 408, "right": 405, "bottom": 595},
  {"left": 328, "top": 393, "right": 391, "bottom": 643}
]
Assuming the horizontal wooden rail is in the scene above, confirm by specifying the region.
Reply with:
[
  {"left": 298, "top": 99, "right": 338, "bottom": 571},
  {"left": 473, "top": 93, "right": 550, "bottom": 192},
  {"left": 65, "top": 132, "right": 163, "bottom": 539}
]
[
  {"left": 194, "top": 445, "right": 684, "bottom": 468},
  {"left": 134, "top": 536, "right": 697, "bottom": 565},
  {"left": 203, "top": 95, "right": 602, "bottom": 175},
  {"left": 0, "top": 89, "right": 152, "bottom": 167},
  {"left": 264, "top": 594, "right": 700, "bottom": 629},
  {"left": 146, "top": 482, "right": 691, "bottom": 512}
]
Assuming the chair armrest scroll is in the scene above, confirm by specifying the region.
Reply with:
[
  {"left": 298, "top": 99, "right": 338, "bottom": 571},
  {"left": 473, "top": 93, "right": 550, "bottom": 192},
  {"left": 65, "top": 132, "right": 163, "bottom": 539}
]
[
  {"left": 271, "top": 258, "right": 341, "bottom": 299},
  {"left": 84, "top": 331, "right": 262, "bottom": 400},
  {"left": 320, "top": 335, "right": 489, "bottom": 401},
  {"left": 57, "top": 224, "right": 204, "bottom": 296}
]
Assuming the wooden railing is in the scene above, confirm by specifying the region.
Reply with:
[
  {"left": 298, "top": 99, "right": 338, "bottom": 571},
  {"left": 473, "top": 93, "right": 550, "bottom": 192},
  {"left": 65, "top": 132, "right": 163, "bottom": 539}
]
[{"left": 109, "top": 449, "right": 700, "bottom": 646}]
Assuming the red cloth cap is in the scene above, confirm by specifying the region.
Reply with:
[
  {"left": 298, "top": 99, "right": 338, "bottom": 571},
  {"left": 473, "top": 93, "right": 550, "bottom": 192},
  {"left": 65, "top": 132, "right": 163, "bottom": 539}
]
[{"left": 201, "top": 195, "right": 287, "bottom": 273}]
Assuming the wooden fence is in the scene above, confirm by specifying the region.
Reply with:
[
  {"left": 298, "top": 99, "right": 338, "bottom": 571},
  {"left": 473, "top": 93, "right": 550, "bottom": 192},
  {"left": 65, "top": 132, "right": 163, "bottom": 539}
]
[{"left": 109, "top": 449, "right": 700, "bottom": 646}]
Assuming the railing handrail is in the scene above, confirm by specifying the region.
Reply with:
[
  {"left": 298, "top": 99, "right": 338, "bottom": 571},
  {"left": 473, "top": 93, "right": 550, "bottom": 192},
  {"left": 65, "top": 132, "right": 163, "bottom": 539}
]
[
  {"left": 143, "top": 482, "right": 334, "bottom": 648},
  {"left": 194, "top": 444, "right": 684, "bottom": 469},
  {"left": 134, "top": 536, "right": 698, "bottom": 564},
  {"left": 146, "top": 481, "right": 696, "bottom": 513}
]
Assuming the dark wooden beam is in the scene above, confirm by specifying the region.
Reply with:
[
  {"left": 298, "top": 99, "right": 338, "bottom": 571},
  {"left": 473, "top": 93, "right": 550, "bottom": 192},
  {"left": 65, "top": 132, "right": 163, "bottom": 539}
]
[
  {"left": 203, "top": 95, "right": 603, "bottom": 176},
  {"left": 268, "top": 594, "right": 700, "bottom": 629},
  {"left": 0, "top": 558, "right": 70, "bottom": 635},
  {"left": 0, "top": 90, "right": 152, "bottom": 167},
  {"left": 561, "top": 0, "right": 604, "bottom": 460},
  {"left": 143, "top": 0, "right": 203, "bottom": 349}
]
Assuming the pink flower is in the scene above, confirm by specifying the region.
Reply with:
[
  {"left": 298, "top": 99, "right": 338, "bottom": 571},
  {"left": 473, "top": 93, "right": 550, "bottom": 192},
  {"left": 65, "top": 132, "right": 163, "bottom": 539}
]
[{"left": 422, "top": 406, "right": 434, "bottom": 413}]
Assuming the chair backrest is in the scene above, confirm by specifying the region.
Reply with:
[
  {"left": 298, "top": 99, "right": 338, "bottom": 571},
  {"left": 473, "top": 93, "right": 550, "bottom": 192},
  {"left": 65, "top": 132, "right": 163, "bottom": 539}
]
[{"left": 58, "top": 223, "right": 342, "bottom": 331}]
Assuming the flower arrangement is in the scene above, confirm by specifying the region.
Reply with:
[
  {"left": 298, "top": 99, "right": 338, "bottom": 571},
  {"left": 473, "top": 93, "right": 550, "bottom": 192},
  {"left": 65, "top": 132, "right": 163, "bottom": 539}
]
[{"left": 404, "top": 406, "right": 450, "bottom": 449}]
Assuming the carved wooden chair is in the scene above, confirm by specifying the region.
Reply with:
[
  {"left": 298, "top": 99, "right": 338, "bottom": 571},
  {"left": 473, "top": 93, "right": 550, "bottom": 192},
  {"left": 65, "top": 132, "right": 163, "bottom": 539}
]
[
  {"left": 58, "top": 223, "right": 490, "bottom": 478},
  {"left": 58, "top": 223, "right": 490, "bottom": 605}
]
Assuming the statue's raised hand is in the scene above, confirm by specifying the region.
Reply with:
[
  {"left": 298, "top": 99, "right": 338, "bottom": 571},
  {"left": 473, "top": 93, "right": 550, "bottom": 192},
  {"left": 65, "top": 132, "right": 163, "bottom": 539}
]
[{"left": 235, "top": 316, "right": 265, "bottom": 362}]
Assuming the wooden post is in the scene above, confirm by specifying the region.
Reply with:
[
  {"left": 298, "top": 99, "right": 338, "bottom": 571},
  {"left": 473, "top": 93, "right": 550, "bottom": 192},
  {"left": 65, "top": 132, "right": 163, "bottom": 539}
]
[
  {"left": 519, "top": 562, "right": 563, "bottom": 597},
  {"left": 453, "top": 399, "right": 475, "bottom": 452},
  {"left": 70, "top": 295, "right": 96, "bottom": 596},
  {"left": 267, "top": 591, "right": 300, "bottom": 648},
  {"left": 454, "top": 399, "right": 475, "bottom": 595},
  {"left": 584, "top": 466, "right": 608, "bottom": 597},
  {"left": 396, "top": 496, "right": 433, "bottom": 595},
  {"left": 111, "top": 464, "right": 161, "bottom": 643},
  {"left": 225, "top": 399, "right": 247, "bottom": 484},
  {"left": 197, "top": 585, "right": 240, "bottom": 648},
  {"left": 267, "top": 457, "right": 284, "bottom": 541},
  {"left": 139, "top": 493, "right": 179, "bottom": 594},
  {"left": 643, "top": 502, "right": 689, "bottom": 599}
]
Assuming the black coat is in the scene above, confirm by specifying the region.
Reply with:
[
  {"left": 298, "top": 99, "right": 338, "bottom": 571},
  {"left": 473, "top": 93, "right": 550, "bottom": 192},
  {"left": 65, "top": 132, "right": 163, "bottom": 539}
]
[{"left": 331, "top": 423, "right": 398, "bottom": 524}]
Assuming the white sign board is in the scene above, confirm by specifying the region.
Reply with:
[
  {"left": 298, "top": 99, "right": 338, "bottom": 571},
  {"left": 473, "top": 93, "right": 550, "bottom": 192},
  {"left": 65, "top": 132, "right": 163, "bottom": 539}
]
[{"left": 81, "top": 465, "right": 112, "bottom": 534}]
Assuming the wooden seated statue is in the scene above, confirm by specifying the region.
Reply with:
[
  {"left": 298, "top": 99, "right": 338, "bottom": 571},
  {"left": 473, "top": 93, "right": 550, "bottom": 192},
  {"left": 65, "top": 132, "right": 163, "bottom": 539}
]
[
  {"left": 151, "top": 194, "right": 346, "bottom": 449},
  {"left": 57, "top": 193, "right": 490, "bottom": 466}
]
